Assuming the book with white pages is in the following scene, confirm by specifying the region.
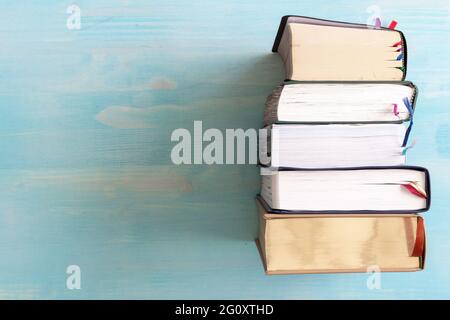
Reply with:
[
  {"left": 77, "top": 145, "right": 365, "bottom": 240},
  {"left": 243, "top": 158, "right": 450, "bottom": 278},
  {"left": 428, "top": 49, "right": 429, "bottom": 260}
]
[
  {"left": 260, "top": 122, "right": 411, "bottom": 168},
  {"left": 259, "top": 166, "right": 430, "bottom": 213},
  {"left": 264, "top": 81, "right": 417, "bottom": 125}
]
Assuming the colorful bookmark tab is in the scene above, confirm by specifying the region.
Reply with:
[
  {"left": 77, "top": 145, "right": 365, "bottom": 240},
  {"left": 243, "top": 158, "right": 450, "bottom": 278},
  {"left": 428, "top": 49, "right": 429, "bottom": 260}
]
[
  {"left": 411, "top": 217, "right": 425, "bottom": 257},
  {"left": 375, "top": 17, "right": 382, "bottom": 28},
  {"left": 402, "top": 140, "right": 416, "bottom": 155},
  {"left": 393, "top": 41, "right": 402, "bottom": 47},
  {"left": 393, "top": 103, "right": 399, "bottom": 116},
  {"left": 396, "top": 52, "right": 404, "bottom": 60},
  {"left": 388, "top": 20, "right": 398, "bottom": 29},
  {"left": 403, "top": 97, "right": 414, "bottom": 116},
  {"left": 402, "top": 182, "right": 427, "bottom": 199},
  {"left": 402, "top": 97, "right": 414, "bottom": 147}
]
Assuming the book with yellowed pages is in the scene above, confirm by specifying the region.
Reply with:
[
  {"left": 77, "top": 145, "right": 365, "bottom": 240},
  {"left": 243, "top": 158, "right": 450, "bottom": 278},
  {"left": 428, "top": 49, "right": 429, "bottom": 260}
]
[
  {"left": 255, "top": 197, "right": 426, "bottom": 275},
  {"left": 272, "top": 16, "right": 407, "bottom": 81}
]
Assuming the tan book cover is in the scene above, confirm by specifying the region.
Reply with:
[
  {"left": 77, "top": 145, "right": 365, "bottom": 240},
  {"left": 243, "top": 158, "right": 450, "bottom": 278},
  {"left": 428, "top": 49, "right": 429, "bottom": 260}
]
[
  {"left": 273, "top": 16, "right": 406, "bottom": 81},
  {"left": 256, "top": 198, "right": 426, "bottom": 275}
]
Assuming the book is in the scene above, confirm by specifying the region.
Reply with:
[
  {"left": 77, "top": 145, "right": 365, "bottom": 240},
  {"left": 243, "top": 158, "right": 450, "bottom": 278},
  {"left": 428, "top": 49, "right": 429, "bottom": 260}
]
[
  {"left": 254, "top": 15, "right": 430, "bottom": 275},
  {"left": 255, "top": 197, "right": 426, "bottom": 274},
  {"left": 259, "top": 166, "right": 430, "bottom": 213},
  {"left": 272, "top": 16, "right": 407, "bottom": 81},
  {"left": 264, "top": 81, "right": 417, "bottom": 125},
  {"left": 260, "top": 123, "right": 410, "bottom": 168}
]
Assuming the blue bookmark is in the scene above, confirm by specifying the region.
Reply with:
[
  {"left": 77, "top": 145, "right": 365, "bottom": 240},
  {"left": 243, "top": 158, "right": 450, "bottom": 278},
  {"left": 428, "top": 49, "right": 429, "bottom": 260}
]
[
  {"left": 402, "top": 140, "right": 416, "bottom": 155},
  {"left": 402, "top": 97, "right": 414, "bottom": 147}
]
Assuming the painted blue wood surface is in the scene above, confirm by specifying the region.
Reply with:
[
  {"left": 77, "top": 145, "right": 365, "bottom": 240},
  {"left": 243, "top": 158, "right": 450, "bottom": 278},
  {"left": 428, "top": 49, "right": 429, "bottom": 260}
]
[{"left": 0, "top": 0, "right": 449, "bottom": 299}]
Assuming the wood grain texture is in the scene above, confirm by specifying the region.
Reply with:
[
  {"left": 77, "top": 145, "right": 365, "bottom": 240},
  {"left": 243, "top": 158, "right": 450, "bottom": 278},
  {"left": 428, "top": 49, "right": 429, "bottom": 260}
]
[{"left": 0, "top": 0, "right": 449, "bottom": 299}]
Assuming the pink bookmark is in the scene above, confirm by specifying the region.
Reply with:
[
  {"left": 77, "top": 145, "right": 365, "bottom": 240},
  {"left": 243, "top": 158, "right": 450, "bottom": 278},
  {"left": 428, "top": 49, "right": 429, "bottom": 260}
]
[
  {"left": 393, "top": 103, "right": 399, "bottom": 116},
  {"left": 402, "top": 182, "right": 427, "bottom": 199},
  {"left": 388, "top": 20, "right": 398, "bottom": 29},
  {"left": 375, "top": 17, "right": 381, "bottom": 28}
]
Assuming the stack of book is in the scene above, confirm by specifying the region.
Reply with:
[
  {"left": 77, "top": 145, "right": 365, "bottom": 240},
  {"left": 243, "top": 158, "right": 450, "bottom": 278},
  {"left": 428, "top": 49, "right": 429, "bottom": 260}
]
[{"left": 256, "top": 16, "right": 431, "bottom": 275}]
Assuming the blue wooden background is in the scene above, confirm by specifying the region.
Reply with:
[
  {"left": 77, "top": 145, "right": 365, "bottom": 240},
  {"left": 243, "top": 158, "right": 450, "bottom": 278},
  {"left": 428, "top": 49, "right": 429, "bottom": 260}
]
[{"left": 0, "top": 0, "right": 449, "bottom": 299}]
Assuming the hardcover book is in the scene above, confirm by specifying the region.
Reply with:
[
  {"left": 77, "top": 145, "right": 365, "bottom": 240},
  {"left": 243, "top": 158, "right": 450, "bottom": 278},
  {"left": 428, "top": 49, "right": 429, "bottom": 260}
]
[
  {"left": 256, "top": 197, "right": 426, "bottom": 275},
  {"left": 260, "top": 123, "right": 411, "bottom": 168},
  {"left": 254, "top": 15, "right": 430, "bottom": 275},
  {"left": 272, "top": 16, "right": 407, "bottom": 81},
  {"left": 264, "top": 81, "right": 417, "bottom": 125},
  {"left": 259, "top": 166, "right": 430, "bottom": 213}
]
